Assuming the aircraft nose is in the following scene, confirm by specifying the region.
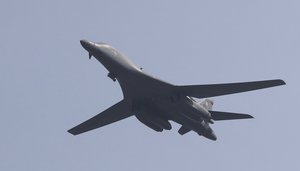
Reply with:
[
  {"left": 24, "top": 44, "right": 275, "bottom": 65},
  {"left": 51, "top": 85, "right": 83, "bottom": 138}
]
[{"left": 80, "top": 40, "right": 94, "bottom": 51}]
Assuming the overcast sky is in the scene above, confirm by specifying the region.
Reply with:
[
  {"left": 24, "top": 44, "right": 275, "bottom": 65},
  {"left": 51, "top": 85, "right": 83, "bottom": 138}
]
[{"left": 1, "top": 0, "right": 299, "bottom": 170}]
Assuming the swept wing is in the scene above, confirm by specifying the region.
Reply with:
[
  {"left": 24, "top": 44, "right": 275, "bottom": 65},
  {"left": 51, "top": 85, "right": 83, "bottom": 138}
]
[
  {"left": 177, "top": 79, "right": 285, "bottom": 98},
  {"left": 68, "top": 100, "right": 133, "bottom": 135}
]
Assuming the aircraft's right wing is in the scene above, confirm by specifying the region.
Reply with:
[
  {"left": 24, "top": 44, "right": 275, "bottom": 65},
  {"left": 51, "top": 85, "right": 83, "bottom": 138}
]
[
  {"left": 177, "top": 79, "right": 285, "bottom": 98},
  {"left": 68, "top": 100, "right": 133, "bottom": 135}
]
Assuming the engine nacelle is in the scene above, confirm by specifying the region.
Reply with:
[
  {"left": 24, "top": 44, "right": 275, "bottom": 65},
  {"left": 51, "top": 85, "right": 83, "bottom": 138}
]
[
  {"left": 135, "top": 109, "right": 172, "bottom": 132},
  {"left": 135, "top": 114, "right": 163, "bottom": 132}
]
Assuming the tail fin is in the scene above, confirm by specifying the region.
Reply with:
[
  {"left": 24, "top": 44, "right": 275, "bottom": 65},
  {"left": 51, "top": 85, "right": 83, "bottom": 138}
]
[{"left": 200, "top": 99, "right": 214, "bottom": 110}]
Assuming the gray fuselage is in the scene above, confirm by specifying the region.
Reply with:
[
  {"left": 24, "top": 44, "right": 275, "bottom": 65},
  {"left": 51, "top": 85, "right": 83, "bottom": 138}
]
[{"left": 80, "top": 40, "right": 217, "bottom": 140}]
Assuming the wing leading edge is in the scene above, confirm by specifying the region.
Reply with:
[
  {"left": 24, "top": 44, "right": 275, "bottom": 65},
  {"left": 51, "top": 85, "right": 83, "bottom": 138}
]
[
  {"left": 177, "top": 79, "right": 285, "bottom": 98},
  {"left": 68, "top": 100, "right": 133, "bottom": 135}
]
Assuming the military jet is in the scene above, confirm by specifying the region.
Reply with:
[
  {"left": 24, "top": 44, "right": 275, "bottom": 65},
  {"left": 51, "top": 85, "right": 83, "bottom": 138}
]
[{"left": 68, "top": 40, "right": 285, "bottom": 141}]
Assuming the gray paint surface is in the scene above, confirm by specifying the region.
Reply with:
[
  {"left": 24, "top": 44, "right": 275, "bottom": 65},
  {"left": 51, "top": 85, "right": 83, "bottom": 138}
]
[
  {"left": 68, "top": 40, "right": 284, "bottom": 141},
  {"left": 0, "top": 1, "right": 299, "bottom": 170}
]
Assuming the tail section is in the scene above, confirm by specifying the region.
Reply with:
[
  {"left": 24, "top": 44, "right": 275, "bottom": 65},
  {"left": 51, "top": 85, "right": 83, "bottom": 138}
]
[
  {"left": 200, "top": 99, "right": 214, "bottom": 110},
  {"left": 199, "top": 99, "right": 253, "bottom": 121},
  {"left": 210, "top": 111, "right": 253, "bottom": 121},
  {"left": 178, "top": 99, "right": 253, "bottom": 136}
]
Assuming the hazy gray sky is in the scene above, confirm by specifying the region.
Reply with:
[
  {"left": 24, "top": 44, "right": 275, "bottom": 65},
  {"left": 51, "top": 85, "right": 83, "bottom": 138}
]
[{"left": 1, "top": 1, "right": 299, "bottom": 170}]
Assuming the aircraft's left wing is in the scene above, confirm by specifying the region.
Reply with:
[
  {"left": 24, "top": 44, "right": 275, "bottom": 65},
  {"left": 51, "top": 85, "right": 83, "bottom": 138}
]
[
  {"left": 68, "top": 100, "right": 133, "bottom": 135},
  {"left": 177, "top": 79, "right": 285, "bottom": 98}
]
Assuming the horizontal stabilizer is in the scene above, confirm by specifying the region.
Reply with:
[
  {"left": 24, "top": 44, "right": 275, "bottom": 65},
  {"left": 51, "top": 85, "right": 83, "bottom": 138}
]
[
  {"left": 68, "top": 100, "right": 133, "bottom": 135},
  {"left": 210, "top": 110, "right": 254, "bottom": 121},
  {"left": 178, "top": 126, "right": 191, "bottom": 135},
  {"left": 177, "top": 79, "right": 285, "bottom": 98}
]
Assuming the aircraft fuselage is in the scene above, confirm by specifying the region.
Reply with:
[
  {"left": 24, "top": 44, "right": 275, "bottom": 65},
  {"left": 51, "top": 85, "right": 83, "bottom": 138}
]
[{"left": 80, "top": 40, "right": 217, "bottom": 140}]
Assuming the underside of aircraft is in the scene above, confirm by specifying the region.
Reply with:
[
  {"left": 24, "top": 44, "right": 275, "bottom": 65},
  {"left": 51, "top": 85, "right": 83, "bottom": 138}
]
[{"left": 68, "top": 40, "right": 285, "bottom": 141}]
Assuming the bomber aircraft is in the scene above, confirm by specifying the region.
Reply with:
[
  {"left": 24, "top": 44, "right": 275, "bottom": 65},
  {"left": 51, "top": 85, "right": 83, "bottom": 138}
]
[{"left": 68, "top": 40, "right": 285, "bottom": 141}]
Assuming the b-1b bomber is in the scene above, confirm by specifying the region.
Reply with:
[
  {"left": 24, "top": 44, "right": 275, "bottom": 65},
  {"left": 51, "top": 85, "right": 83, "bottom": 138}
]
[{"left": 68, "top": 40, "right": 285, "bottom": 141}]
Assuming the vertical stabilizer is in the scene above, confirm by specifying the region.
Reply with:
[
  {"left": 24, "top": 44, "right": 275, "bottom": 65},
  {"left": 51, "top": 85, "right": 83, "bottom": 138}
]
[{"left": 200, "top": 99, "right": 214, "bottom": 110}]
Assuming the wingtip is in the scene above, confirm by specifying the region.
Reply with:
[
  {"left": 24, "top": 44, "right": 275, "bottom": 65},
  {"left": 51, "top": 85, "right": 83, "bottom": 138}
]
[
  {"left": 271, "top": 79, "right": 285, "bottom": 85},
  {"left": 67, "top": 129, "right": 77, "bottom": 136},
  {"left": 243, "top": 114, "right": 254, "bottom": 119},
  {"left": 278, "top": 79, "right": 286, "bottom": 85}
]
